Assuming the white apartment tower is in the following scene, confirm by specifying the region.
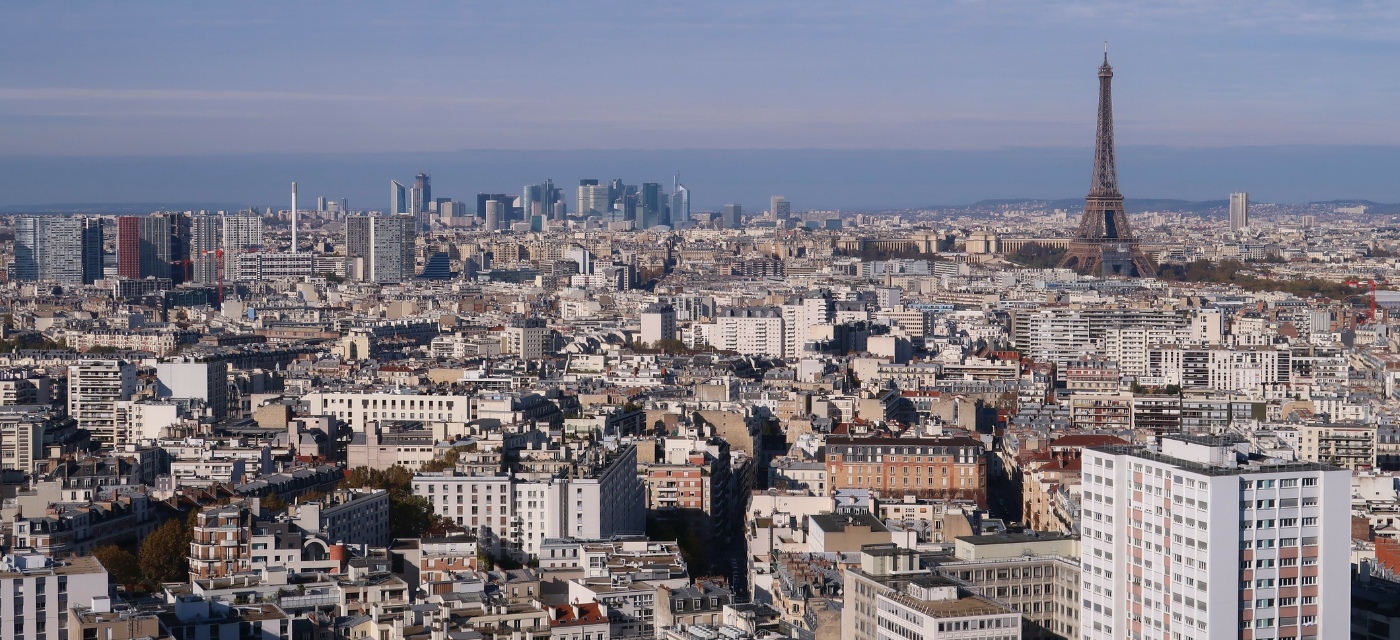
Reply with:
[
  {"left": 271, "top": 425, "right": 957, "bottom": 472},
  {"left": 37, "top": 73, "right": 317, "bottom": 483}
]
[
  {"left": 781, "top": 290, "right": 834, "bottom": 358},
  {"left": 67, "top": 360, "right": 137, "bottom": 447},
  {"left": 1080, "top": 435, "right": 1348, "bottom": 640},
  {"left": 1230, "top": 192, "right": 1250, "bottom": 233}
]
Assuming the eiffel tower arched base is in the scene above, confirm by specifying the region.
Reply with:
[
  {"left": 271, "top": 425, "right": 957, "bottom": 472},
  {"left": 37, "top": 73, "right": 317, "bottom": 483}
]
[{"left": 1060, "top": 240, "right": 1155, "bottom": 278}]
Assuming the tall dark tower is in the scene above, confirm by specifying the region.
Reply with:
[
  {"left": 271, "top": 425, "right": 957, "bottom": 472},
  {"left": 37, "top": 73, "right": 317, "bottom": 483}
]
[{"left": 1060, "top": 50, "right": 1154, "bottom": 277}]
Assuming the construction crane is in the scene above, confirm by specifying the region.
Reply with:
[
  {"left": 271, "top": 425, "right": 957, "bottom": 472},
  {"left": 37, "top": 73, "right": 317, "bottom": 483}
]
[{"left": 1344, "top": 279, "right": 1383, "bottom": 322}]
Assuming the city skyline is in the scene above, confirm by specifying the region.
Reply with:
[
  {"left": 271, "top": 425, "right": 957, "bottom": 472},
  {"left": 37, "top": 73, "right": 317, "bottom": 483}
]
[
  {"left": 4, "top": 2, "right": 1400, "bottom": 208},
  {"left": 7, "top": 145, "right": 1400, "bottom": 212}
]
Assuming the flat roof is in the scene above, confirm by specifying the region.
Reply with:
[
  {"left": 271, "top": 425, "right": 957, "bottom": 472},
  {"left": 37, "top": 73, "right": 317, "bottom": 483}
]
[{"left": 1088, "top": 444, "right": 1342, "bottom": 477}]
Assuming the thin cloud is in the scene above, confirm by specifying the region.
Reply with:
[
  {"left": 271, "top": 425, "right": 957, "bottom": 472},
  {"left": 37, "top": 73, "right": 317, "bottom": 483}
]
[{"left": 0, "top": 87, "right": 512, "bottom": 105}]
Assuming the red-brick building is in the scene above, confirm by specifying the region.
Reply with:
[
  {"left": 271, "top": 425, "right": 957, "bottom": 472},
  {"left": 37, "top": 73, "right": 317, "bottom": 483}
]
[{"left": 825, "top": 435, "right": 986, "bottom": 505}]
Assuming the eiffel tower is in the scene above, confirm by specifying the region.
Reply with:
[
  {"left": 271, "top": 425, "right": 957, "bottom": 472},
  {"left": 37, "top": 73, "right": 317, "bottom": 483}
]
[{"left": 1060, "top": 49, "right": 1155, "bottom": 277}]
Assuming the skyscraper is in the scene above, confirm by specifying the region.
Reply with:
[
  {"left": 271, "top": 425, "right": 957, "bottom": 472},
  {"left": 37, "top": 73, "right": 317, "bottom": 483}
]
[
  {"left": 522, "top": 184, "right": 544, "bottom": 220},
  {"left": 345, "top": 214, "right": 416, "bottom": 284},
  {"left": 12, "top": 217, "right": 42, "bottom": 282},
  {"left": 1060, "top": 51, "right": 1154, "bottom": 277},
  {"left": 523, "top": 179, "right": 563, "bottom": 221},
  {"left": 1080, "top": 435, "right": 1349, "bottom": 640},
  {"left": 169, "top": 211, "right": 192, "bottom": 283},
  {"left": 81, "top": 218, "right": 104, "bottom": 285},
  {"left": 116, "top": 217, "right": 141, "bottom": 279},
  {"left": 116, "top": 214, "right": 177, "bottom": 280},
  {"left": 640, "top": 182, "right": 663, "bottom": 228},
  {"left": 477, "top": 193, "right": 513, "bottom": 220},
  {"left": 222, "top": 213, "right": 262, "bottom": 281},
  {"left": 14, "top": 216, "right": 90, "bottom": 285},
  {"left": 770, "top": 196, "right": 791, "bottom": 219},
  {"left": 391, "top": 180, "right": 408, "bottom": 215},
  {"left": 577, "top": 182, "right": 610, "bottom": 217},
  {"left": 1230, "top": 192, "right": 1250, "bottom": 232},
  {"left": 671, "top": 175, "right": 690, "bottom": 227},
  {"left": 191, "top": 215, "right": 221, "bottom": 284},
  {"left": 485, "top": 200, "right": 505, "bottom": 232},
  {"left": 722, "top": 204, "right": 743, "bottom": 229},
  {"left": 410, "top": 172, "right": 432, "bottom": 230}
]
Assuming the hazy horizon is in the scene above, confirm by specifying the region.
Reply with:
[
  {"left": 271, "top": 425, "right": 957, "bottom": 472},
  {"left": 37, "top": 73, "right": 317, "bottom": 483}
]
[{"left": 3, "top": 145, "right": 1400, "bottom": 212}]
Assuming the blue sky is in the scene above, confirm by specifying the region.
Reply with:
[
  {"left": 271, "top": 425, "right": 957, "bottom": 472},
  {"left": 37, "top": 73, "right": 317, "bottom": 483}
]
[{"left": 2, "top": 1, "right": 1399, "bottom": 206}]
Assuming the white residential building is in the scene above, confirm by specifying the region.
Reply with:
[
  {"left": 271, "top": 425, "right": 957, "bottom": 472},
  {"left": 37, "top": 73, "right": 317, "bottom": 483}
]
[
  {"left": 66, "top": 360, "right": 137, "bottom": 447},
  {"left": 414, "top": 444, "right": 645, "bottom": 558},
  {"left": 0, "top": 553, "right": 109, "bottom": 640},
  {"left": 1080, "top": 434, "right": 1349, "bottom": 640},
  {"left": 302, "top": 391, "right": 472, "bottom": 432},
  {"left": 699, "top": 307, "right": 785, "bottom": 357}
]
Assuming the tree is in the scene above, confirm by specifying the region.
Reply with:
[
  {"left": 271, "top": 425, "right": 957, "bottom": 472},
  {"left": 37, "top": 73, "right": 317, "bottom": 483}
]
[
  {"left": 93, "top": 545, "right": 142, "bottom": 590},
  {"left": 419, "top": 447, "right": 467, "bottom": 473},
  {"left": 139, "top": 519, "right": 191, "bottom": 583},
  {"left": 390, "top": 495, "right": 437, "bottom": 539},
  {"left": 261, "top": 492, "right": 287, "bottom": 513},
  {"left": 1010, "top": 242, "right": 1067, "bottom": 269},
  {"left": 343, "top": 465, "right": 439, "bottom": 539}
]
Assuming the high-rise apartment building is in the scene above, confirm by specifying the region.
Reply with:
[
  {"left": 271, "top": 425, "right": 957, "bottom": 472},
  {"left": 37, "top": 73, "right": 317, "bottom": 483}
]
[
  {"left": 391, "top": 180, "right": 408, "bottom": 215},
  {"left": 369, "top": 214, "right": 416, "bottom": 283},
  {"left": 80, "top": 217, "right": 103, "bottom": 284},
  {"left": 221, "top": 214, "right": 262, "bottom": 252},
  {"left": 1080, "top": 435, "right": 1349, "bottom": 640},
  {"left": 116, "top": 214, "right": 179, "bottom": 280},
  {"left": 221, "top": 213, "right": 262, "bottom": 280},
  {"left": 13, "top": 216, "right": 96, "bottom": 285},
  {"left": 1230, "top": 192, "right": 1250, "bottom": 232},
  {"left": 67, "top": 359, "right": 137, "bottom": 448},
  {"left": 771, "top": 196, "right": 791, "bottom": 219},
  {"left": 345, "top": 214, "right": 416, "bottom": 284},
  {"left": 190, "top": 214, "right": 220, "bottom": 284},
  {"left": 147, "top": 214, "right": 173, "bottom": 279},
  {"left": 115, "top": 217, "right": 141, "bottom": 279}
]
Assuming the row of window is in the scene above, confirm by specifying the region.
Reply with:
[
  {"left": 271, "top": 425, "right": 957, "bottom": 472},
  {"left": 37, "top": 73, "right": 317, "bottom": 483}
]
[
  {"left": 1240, "top": 537, "right": 1318, "bottom": 549},
  {"left": 1243, "top": 576, "right": 1317, "bottom": 588}
]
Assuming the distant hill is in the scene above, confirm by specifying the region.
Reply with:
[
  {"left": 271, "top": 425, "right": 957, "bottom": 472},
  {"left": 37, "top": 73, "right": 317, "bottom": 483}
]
[
  {"left": 0, "top": 202, "right": 247, "bottom": 215},
  {"left": 951, "top": 198, "right": 1230, "bottom": 216},
  {"left": 1307, "top": 200, "right": 1400, "bottom": 215}
]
